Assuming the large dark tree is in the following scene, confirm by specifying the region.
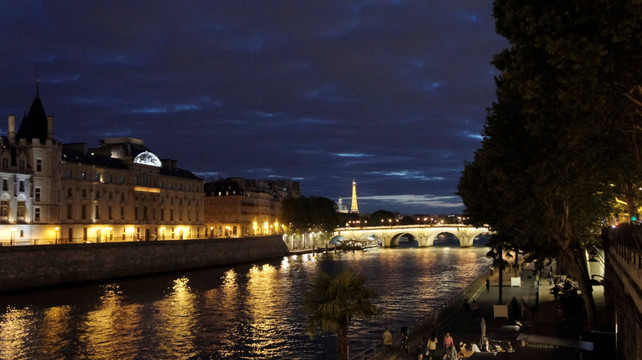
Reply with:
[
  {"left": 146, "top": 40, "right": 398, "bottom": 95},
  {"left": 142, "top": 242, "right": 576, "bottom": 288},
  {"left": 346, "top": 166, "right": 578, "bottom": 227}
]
[
  {"left": 459, "top": 0, "right": 642, "bottom": 327},
  {"left": 281, "top": 196, "right": 345, "bottom": 233}
]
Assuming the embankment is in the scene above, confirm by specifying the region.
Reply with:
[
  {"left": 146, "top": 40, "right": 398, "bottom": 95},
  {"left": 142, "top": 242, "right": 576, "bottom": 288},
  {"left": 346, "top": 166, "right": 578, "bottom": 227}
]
[{"left": 0, "top": 235, "right": 289, "bottom": 291}]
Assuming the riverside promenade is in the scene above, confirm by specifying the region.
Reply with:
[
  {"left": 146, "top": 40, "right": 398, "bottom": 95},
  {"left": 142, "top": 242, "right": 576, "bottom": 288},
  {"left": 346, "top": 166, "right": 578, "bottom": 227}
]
[{"left": 366, "top": 265, "right": 609, "bottom": 360}]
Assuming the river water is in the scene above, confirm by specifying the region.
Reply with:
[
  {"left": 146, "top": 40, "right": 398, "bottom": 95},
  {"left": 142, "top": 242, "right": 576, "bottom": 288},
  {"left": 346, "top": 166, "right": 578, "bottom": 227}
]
[{"left": 0, "top": 246, "right": 490, "bottom": 360}]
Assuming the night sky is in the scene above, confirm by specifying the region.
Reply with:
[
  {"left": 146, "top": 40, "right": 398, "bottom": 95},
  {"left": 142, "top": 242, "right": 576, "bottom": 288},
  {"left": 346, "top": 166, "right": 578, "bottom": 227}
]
[{"left": 0, "top": 1, "right": 507, "bottom": 215}]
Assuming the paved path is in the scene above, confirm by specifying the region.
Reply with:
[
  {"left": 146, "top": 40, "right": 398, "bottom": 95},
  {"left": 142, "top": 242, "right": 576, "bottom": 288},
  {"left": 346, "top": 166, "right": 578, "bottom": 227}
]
[{"left": 371, "top": 266, "right": 607, "bottom": 360}]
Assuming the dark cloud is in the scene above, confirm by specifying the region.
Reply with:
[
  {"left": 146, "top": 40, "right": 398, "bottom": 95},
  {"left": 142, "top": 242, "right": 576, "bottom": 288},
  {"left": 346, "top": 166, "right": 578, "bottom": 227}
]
[{"left": 0, "top": 0, "right": 507, "bottom": 214}]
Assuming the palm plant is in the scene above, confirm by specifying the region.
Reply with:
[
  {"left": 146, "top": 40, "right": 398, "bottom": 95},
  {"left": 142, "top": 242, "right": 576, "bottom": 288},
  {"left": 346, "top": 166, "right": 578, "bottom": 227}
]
[{"left": 302, "top": 267, "right": 380, "bottom": 360}]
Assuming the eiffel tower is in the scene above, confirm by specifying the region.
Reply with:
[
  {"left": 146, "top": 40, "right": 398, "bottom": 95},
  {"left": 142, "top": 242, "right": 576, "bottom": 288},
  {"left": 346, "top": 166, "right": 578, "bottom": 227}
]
[{"left": 350, "top": 179, "right": 359, "bottom": 214}]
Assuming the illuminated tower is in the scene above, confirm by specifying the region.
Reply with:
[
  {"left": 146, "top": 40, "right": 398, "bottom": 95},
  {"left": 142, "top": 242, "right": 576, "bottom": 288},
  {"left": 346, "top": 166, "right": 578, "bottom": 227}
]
[{"left": 350, "top": 179, "right": 359, "bottom": 214}]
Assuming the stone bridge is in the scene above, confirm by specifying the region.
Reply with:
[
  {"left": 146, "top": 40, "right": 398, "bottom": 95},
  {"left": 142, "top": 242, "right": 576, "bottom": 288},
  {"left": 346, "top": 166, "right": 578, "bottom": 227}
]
[{"left": 335, "top": 224, "right": 491, "bottom": 248}]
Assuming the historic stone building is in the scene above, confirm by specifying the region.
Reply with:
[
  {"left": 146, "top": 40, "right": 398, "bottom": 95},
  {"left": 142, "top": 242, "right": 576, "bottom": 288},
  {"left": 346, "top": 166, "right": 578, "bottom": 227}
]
[
  {"left": 0, "top": 89, "right": 204, "bottom": 245},
  {"left": 204, "top": 177, "right": 299, "bottom": 237}
]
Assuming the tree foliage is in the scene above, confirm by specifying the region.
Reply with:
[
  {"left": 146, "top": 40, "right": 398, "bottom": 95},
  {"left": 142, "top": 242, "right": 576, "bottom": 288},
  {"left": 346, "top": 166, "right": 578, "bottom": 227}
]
[
  {"left": 458, "top": 0, "right": 642, "bottom": 327},
  {"left": 302, "top": 268, "right": 379, "bottom": 360},
  {"left": 280, "top": 196, "right": 347, "bottom": 233}
]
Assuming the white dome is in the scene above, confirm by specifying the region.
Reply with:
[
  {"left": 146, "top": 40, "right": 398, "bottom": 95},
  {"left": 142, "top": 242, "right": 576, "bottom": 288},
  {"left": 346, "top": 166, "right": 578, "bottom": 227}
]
[{"left": 133, "top": 151, "right": 161, "bottom": 167}]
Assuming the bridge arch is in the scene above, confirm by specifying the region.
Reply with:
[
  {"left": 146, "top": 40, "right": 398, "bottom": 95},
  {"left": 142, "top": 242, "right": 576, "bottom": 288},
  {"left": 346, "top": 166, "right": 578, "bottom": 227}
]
[
  {"left": 335, "top": 224, "right": 491, "bottom": 248},
  {"left": 389, "top": 233, "right": 418, "bottom": 247}
]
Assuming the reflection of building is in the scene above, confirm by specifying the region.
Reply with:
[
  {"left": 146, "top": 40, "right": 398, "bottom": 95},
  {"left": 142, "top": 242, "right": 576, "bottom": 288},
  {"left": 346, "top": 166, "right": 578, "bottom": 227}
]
[
  {"left": 204, "top": 177, "right": 300, "bottom": 237},
  {"left": 0, "top": 88, "right": 204, "bottom": 245}
]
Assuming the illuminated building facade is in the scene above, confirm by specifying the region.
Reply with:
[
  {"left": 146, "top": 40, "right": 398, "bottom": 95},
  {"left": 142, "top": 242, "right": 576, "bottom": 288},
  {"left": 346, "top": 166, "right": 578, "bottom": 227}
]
[
  {"left": 204, "top": 177, "right": 300, "bottom": 237},
  {"left": 336, "top": 197, "right": 349, "bottom": 213},
  {"left": 0, "top": 90, "right": 204, "bottom": 245}
]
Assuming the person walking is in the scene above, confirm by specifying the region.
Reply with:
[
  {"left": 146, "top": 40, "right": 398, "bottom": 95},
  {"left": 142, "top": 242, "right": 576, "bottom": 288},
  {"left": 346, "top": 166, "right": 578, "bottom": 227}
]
[
  {"left": 443, "top": 331, "right": 454, "bottom": 359},
  {"left": 510, "top": 297, "right": 520, "bottom": 319},
  {"left": 426, "top": 332, "right": 438, "bottom": 360},
  {"left": 383, "top": 328, "right": 393, "bottom": 353},
  {"left": 485, "top": 278, "right": 490, "bottom": 293}
]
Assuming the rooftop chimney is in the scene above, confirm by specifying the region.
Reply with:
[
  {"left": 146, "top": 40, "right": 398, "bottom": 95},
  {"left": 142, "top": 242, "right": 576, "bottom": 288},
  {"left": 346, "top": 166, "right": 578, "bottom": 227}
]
[{"left": 8, "top": 115, "right": 15, "bottom": 144}]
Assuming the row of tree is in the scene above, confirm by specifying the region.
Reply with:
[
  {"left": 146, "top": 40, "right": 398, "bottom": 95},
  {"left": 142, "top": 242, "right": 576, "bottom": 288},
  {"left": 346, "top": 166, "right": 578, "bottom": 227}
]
[
  {"left": 280, "top": 196, "right": 349, "bottom": 234},
  {"left": 280, "top": 199, "right": 465, "bottom": 234},
  {"left": 457, "top": 0, "right": 642, "bottom": 327}
]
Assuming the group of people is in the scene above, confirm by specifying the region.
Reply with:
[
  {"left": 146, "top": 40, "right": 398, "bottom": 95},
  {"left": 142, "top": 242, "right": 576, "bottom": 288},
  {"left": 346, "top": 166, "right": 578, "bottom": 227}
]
[
  {"left": 421, "top": 331, "right": 484, "bottom": 360},
  {"left": 385, "top": 327, "right": 505, "bottom": 360}
]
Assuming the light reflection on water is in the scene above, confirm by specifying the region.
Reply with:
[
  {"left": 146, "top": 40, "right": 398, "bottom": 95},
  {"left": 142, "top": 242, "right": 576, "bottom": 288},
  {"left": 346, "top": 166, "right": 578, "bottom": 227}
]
[{"left": 0, "top": 247, "right": 489, "bottom": 360}]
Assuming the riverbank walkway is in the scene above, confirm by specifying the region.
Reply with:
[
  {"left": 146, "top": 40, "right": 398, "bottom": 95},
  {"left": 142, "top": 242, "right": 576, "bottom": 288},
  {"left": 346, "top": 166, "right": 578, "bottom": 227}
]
[{"left": 369, "top": 265, "right": 609, "bottom": 360}]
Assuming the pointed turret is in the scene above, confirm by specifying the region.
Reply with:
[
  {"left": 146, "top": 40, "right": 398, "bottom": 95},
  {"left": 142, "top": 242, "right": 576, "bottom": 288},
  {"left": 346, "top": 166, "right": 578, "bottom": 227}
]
[{"left": 16, "top": 81, "right": 49, "bottom": 143}]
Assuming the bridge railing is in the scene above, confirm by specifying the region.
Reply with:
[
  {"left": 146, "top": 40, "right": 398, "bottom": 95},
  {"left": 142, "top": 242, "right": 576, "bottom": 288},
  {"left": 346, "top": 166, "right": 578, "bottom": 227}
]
[{"left": 349, "top": 270, "right": 490, "bottom": 360}]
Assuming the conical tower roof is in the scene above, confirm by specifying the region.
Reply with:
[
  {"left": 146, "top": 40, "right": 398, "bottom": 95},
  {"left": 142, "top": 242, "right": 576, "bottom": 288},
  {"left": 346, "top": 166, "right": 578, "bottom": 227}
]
[{"left": 17, "top": 84, "right": 48, "bottom": 142}]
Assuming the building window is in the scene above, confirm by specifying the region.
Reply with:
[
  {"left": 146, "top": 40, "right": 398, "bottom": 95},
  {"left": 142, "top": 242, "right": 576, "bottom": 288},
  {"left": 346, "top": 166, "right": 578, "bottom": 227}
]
[
  {"left": 121, "top": 193, "right": 125, "bottom": 202},
  {"left": 81, "top": 172, "right": 87, "bottom": 180},
  {"left": 81, "top": 205, "right": 87, "bottom": 220},
  {"left": 67, "top": 188, "right": 72, "bottom": 198},
  {"left": 67, "top": 204, "right": 72, "bottom": 219},
  {"left": 82, "top": 189, "right": 87, "bottom": 198},
  {"left": 134, "top": 207, "right": 138, "bottom": 220},
  {"left": 35, "top": 188, "right": 41, "bottom": 202},
  {"left": 95, "top": 205, "right": 100, "bottom": 220},
  {"left": 1, "top": 201, "right": 8, "bottom": 217},
  {"left": 19, "top": 159, "right": 25, "bottom": 170},
  {"left": 34, "top": 208, "right": 40, "bottom": 221},
  {"left": 170, "top": 209, "right": 174, "bottom": 221},
  {"left": 67, "top": 169, "right": 72, "bottom": 178},
  {"left": 36, "top": 159, "right": 42, "bottom": 172},
  {"left": 120, "top": 175, "right": 125, "bottom": 184},
  {"left": 17, "top": 201, "right": 26, "bottom": 219},
  {"left": 108, "top": 206, "right": 113, "bottom": 220},
  {"left": 120, "top": 206, "right": 125, "bottom": 220},
  {"left": 95, "top": 173, "right": 101, "bottom": 182},
  {"left": 1, "top": 158, "right": 7, "bottom": 169},
  {"left": 2, "top": 179, "right": 7, "bottom": 191},
  {"left": 19, "top": 180, "right": 25, "bottom": 193},
  {"left": 161, "top": 208, "right": 164, "bottom": 221},
  {"left": 95, "top": 191, "right": 100, "bottom": 199}
]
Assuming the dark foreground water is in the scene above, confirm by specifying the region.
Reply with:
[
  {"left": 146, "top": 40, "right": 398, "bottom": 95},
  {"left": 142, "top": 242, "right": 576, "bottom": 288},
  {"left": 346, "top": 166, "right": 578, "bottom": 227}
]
[{"left": 0, "top": 246, "right": 490, "bottom": 360}]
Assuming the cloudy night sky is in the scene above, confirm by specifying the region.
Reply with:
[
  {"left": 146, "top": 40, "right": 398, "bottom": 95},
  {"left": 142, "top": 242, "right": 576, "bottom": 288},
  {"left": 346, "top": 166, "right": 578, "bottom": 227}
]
[{"left": 0, "top": 1, "right": 507, "bottom": 215}]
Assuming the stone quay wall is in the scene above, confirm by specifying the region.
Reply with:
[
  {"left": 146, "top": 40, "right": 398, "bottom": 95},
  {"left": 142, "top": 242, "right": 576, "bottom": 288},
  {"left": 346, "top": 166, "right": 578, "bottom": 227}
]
[{"left": 0, "top": 235, "right": 289, "bottom": 291}]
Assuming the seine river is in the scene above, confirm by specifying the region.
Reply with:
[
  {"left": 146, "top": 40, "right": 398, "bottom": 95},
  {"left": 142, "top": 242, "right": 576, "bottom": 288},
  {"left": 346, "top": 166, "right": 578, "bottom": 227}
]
[{"left": 0, "top": 245, "right": 490, "bottom": 360}]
